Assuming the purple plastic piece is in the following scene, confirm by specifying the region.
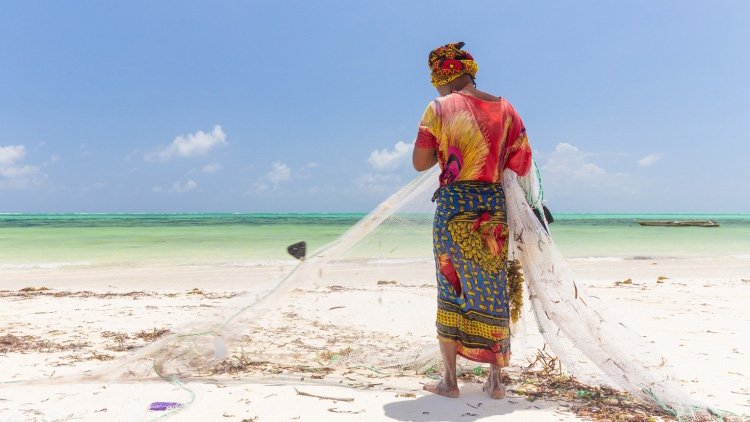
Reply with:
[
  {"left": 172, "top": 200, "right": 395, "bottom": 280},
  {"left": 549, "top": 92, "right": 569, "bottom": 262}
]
[{"left": 149, "top": 402, "right": 182, "bottom": 411}]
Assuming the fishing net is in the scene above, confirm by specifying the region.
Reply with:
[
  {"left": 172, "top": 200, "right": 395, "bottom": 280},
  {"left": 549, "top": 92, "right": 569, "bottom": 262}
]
[{"left": 4, "top": 164, "right": 730, "bottom": 421}]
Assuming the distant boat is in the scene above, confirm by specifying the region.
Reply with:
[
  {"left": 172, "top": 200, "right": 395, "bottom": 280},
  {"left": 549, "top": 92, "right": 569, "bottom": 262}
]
[{"left": 634, "top": 220, "right": 719, "bottom": 227}]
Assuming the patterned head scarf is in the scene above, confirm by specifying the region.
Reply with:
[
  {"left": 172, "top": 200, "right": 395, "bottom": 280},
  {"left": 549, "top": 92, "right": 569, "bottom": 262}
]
[{"left": 428, "top": 42, "right": 478, "bottom": 87}]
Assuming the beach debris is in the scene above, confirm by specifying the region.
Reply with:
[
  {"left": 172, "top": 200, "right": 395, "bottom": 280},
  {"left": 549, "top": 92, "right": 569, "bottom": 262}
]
[
  {"left": 377, "top": 280, "right": 397, "bottom": 285},
  {"left": 136, "top": 327, "right": 171, "bottom": 342},
  {"left": 1, "top": 289, "right": 238, "bottom": 300},
  {"left": 657, "top": 276, "right": 668, "bottom": 283},
  {"left": 294, "top": 388, "right": 354, "bottom": 402},
  {"left": 527, "top": 349, "right": 560, "bottom": 375},
  {"left": 89, "top": 351, "right": 115, "bottom": 361},
  {"left": 19, "top": 287, "right": 51, "bottom": 292},
  {"left": 395, "top": 393, "right": 416, "bottom": 398},
  {"left": 328, "top": 306, "right": 345, "bottom": 310},
  {"left": 0, "top": 334, "right": 90, "bottom": 353},
  {"left": 461, "top": 413, "right": 479, "bottom": 417},
  {"left": 328, "top": 408, "right": 364, "bottom": 414},
  {"left": 473, "top": 366, "right": 488, "bottom": 376},
  {"left": 205, "top": 354, "right": 334, "bottom": 376},
  {"left": 240, "top": 418, "right": 258, "bottom": 422},
  {"left": 614, "top": 279, "right": 633, "bottom": 286},
  {"left": 187, "top": 288, "right": 204, "bottom": 295},
  {"left": 500, "top": 350, "right": 678, "bottom": 421},
  {"left": 148, "top": 402, "right": 182, "bottom": 411},
  {"left": 317, "top": 347, "right": 353, "bottom": 365},
  {"left": 205, "top": 355, "right": 270, "bottom": 374},
  {"left": 101, "top": 328, "right": 172, "bottom": 351}
]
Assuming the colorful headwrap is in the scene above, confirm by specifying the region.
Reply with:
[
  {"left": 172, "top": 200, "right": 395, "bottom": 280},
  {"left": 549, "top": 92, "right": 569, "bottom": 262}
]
[{"left": 428, "top": 42, "right": 478, "bottom": 87}]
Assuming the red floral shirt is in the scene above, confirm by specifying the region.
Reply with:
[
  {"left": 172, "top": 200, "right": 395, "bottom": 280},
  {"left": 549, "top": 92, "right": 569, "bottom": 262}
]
[{"left": 415, "top": 92, "right": 532, "bottom": 186}]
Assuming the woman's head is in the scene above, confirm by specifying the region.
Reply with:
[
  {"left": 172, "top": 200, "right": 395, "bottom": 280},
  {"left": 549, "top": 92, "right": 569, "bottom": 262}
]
[{"left": 428, "top": 42, "right": 478, "bottom": 89}]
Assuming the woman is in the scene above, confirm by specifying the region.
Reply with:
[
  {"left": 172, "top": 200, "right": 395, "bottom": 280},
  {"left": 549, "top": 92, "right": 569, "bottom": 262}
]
[{"left": 413, "top": 42, "right": 532, "bottom": 399}]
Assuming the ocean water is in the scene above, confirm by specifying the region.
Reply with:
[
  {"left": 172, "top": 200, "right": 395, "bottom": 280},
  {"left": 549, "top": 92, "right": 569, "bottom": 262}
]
[
  {"left": 1, "top": 213, "right": 749, "bottom": 269},
  {"left": 550, "top": 214, "right": 750, "bottom": 260}
]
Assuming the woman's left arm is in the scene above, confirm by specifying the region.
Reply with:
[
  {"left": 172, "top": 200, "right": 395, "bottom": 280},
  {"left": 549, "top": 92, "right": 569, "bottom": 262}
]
[{"left": 413, "top": 146, "right": 438, "bottom": 171}]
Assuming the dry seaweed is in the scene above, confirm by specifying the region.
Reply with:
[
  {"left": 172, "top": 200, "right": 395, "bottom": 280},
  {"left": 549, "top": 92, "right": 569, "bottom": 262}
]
[
  {"left": 614, "top": 279, "right": 634, "bottom": 286},
  {"left": 101, "top": 331, "right": 137, "bottom": 352},
  {"left": 502, "top": 350, "right": 676, "bottom": 422},
  {"left": 317, "top": 347, "right": 354, "bottom": 363},
  {"left": 203, "top": 353, "right": 335, "bottom": 376},
  {"left": 135, "top": 328, "right": 171, "bottom": 342},
  {"left": 0, "top": 334, "right": 90, "bottom": 354},
  {"left": 0, "top": 289, "right": 239, "bottom": 300},
  {"left": 102, "top": 328, "right": 171, "bottom": 351},
  {"left": 19, "top": 287, "right": 51, "bottom": 292}
]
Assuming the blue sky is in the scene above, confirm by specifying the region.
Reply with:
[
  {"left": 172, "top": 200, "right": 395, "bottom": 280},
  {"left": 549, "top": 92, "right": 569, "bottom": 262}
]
[{"left": 1, "top": 1, "right": 749, "bottom": 213}]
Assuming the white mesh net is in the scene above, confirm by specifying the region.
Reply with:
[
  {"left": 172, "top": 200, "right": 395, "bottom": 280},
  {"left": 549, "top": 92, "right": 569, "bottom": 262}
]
[
  {"left": 503, "top": 168, "right": 712, "bottom": 420},
  {"left": 7, "top": 166, "right": 731, "bottom": 421}
]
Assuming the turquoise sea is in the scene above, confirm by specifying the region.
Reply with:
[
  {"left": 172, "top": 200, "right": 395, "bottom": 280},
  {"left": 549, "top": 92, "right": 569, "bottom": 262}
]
[{"left": 1, "top": 213, "right": 749, "bottom": 268}]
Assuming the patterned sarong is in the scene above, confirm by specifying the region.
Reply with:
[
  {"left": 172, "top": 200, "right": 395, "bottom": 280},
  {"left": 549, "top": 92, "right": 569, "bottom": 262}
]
[{"left": 433, "top": 181, "right": 511, "bottom": 366}]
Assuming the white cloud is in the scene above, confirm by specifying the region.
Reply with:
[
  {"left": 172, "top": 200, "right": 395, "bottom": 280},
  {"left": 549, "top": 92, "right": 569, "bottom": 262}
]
[
  {"left": 0, "top": 165, "right": 37, "bottom": 179},
  {"left": 169, "top": 179, "right": 197, "bottom": 193},
  {"left": 43, "top": 154, "right": 60, "bottom": 167},
  {"left": 354, "top": 172, "right": 405, "bottom": 193},
  {"left": 554, "top": 142, "right": 579, "bottom": 153},
  {"left": 267, "top": 161, "right": 291, "bottom": 185},
  {"left": 248, "top": 161, "right": 295, "bottom": 193},
  {"left": 0, "top": 145, "right": 43, "bottom": 189},
  {"left": 0, "top": 145, "right": 26, "bottom": 166},
  {"left": 368, "top": 141, "right": 411, "bottom": 171},
  {"left": 294, "top": 162, "right": 320, "bottom": 179},
  {"left": 638, "top": 153, "right": 663, "bottom": 167},
  {"left": 251, "top": 181, "right": 269, "bottom": 192},
  {"left": 202, "top": 162, "right": 223, "bottom": 173},
  {"left": 308, "top": 184, "right": 340, "bottom": 195},
  {"left": 539, "top": 142, "right": 641, "bottom": 197},
  {"left": 542, "top": 142, "right": 606, "bottom": 181},
  {"left": 146, "top": 125, "right": 227, "bottom": 162}
]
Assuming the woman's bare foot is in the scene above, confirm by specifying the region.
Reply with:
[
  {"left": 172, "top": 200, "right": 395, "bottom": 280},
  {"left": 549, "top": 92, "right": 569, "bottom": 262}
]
[
  {"left": 484, "top": 365, "right": 506, "bottom": 399},
  {"left": 423, "top": 379, "right": 460, "bottom": 398},
  {"left": 482, "top": 378, "right": 506, "bottom": 399}
]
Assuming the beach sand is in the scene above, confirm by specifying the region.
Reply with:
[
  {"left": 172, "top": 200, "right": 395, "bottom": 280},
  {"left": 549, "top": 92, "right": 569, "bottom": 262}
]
[{"left": 1, "top": 258, "right": 749, "bottom": 422}]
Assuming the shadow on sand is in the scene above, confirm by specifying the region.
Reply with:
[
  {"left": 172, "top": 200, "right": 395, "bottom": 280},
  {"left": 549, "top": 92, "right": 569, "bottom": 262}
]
[{"left": 382, "top": 382, "right": 544, "bottom": 422}]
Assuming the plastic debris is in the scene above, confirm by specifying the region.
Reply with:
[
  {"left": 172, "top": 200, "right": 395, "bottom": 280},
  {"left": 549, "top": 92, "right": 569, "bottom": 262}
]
[{"left": 149, "top": 402, "right": 182, "bottom": 411}]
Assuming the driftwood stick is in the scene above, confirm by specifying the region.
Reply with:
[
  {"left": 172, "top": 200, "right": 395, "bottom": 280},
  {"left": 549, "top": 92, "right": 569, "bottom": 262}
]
[{"left": 294, "top": 388, "right": 354, "bottom": 402}]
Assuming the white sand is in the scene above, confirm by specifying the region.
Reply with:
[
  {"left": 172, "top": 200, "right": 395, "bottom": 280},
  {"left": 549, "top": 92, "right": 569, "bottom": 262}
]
[{"left": 1, "top": 258, "right": 749, "bottom": 421}]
